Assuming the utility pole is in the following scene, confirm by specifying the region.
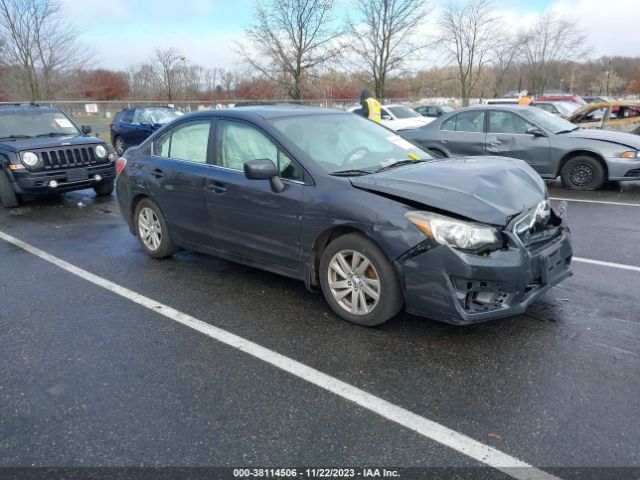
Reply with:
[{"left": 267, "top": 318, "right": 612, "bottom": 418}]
[{"left": 605, "top": 58, "right": 612, "bottom": 96}]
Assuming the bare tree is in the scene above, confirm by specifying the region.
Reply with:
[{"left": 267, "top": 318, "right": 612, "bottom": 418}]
[
  {"left": 0, "top": 0, "right": 87, "bottom": 100},
  {"left": 238, "top": 0, "right": 343, "bottom": 100},
  {"left": 349, "top": 0, "right": 429, "bottom": 100},
  {"left": 153, "top": 48, "right": 186, "bottom": 101},
  {"left": 521, "top": 12, "right": 588, "bottom": 96},
  {"left": 491, "top": 31, "right": 525, "bottom": 97},
  {"left": 437, "top": 0, "right": 499, "bottom": 106},
  {"left": 128, "top": 63, "right": 158, "bottom": 100}
]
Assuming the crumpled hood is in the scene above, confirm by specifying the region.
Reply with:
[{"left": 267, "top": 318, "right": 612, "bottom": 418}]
[
  {"left": 566, "top": 128, "right": 640, "bottom": 149},
  {"left": 0, "top": 135, "right": 104, "bottom": 153},
  {"left": 350, "top": 157, "right": 547, "bottom": 225}
]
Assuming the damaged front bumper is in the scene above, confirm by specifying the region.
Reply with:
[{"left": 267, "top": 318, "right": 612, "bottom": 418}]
[{"left": 397, "top": 203, "right": 573, "bottom": 325}]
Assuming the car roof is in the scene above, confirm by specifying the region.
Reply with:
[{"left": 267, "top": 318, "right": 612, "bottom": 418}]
[
  {"left": 455, "top": 104, "right": 533, "bottom": 112},
  {"left": 0, "top": 104, "right": 60, "bottom": 114},
  {"left": 189, "top": 105, "right": 348, "bottom": 120}
]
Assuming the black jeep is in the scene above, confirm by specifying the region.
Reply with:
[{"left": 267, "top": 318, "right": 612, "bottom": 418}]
[{"left": 0, "top": 104, "right": 115, "bottom": 208}]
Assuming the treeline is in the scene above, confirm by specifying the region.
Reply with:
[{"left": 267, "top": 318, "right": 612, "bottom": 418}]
[{"left": 1, "top": 0, "right": 639, "bottom": 103}]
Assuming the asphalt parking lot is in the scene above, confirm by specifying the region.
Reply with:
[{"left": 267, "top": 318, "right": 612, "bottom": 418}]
[{"left": 1, "top": 181, "right": 639, "bottom": 480}]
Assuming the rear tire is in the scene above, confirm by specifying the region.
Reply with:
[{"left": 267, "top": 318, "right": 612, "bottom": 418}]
[
  {"left": 319, "top": 233, "right": 403, "bottom": 327},
  {"left": 93, "top": 179, "right": 114, "bottom": 196},
  {"left": 134, "top": 198, "right": 177, "bottom": 259},
  {"left": 560, "top": 155, "right": 605, "bottom": 190},
  {"left": 0, "top": 170, "right": 19, "bottom": 208}
]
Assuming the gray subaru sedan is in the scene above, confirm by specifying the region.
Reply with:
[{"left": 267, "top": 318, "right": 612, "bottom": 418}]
[
  {"left": 400, "top": 104, "right": 640, "bottom": 190},
  {"left": 115, "top": 106, "right": 572, "bottom": 326}
]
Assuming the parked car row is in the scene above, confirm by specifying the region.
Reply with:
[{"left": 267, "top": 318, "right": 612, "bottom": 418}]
[{"left": 399, "top": 104, "right": 640, "bottom": 190}]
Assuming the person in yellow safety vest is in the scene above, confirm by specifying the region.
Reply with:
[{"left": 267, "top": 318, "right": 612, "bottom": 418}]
[
  {"left": 518, "top": 90, "right": 533, "bottom": 106},
  {"left": 360, "top": 89, "right": 381, "bottom": 123}
]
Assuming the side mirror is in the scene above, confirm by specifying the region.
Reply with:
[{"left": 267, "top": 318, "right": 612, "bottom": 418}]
[
  {"left": 81, "top": 125, "right": 92, "bottom": 135},
  {"left": 382, "top": 115, "right": 392, "bottom": 121},
  {"left": 526, "top": 127, "right": 546, "bottom": 137},
  {"left": 244, "top": 159, "right": 284, "bottom": 192}
]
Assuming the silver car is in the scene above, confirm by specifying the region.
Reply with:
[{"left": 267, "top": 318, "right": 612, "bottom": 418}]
[{"left": 400, "top": 105, "right": 640, "bottom": 190}]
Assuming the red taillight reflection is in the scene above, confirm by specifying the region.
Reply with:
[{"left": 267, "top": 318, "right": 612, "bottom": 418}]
[{"left": 116, "top": 157, "right": 127, "bottom": 177}]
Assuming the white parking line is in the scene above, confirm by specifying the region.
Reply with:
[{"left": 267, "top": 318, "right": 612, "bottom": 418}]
[
  {"left": 574, "top": 257, "right": 640, "bottom": 273},
  {"left": 0, "top": 228, "right": 560, "bottom": 480},
  {"left": 550, "top": 197, "right": 640, "bottom": 207}
]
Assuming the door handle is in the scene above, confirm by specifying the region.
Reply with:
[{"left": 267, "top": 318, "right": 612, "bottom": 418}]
[
  {"left": 151, "top": 168, "right": 164, "bottom": 178},
  {"left": 487, "top": 141, "right": 501, "bottom": 147},
  {"left": 208, "top": 181, "right": 226, "bottom": 194}
]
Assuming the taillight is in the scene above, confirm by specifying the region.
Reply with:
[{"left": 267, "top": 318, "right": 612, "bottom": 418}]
[{"left": 116, "top": 157, "right": 127, "bottom": 177}]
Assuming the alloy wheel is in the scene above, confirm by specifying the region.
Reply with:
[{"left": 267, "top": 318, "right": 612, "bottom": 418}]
[
  {"left": 328, "top": 249, "right": 380, "bottom": 315},
  {"left": 138, "top": 207, "right": 162, "bottom": 251}
]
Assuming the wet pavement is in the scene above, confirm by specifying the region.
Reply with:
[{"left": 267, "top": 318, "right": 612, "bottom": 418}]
[{"left": 0, "top": 181, "right": 639, "bottom": 479}]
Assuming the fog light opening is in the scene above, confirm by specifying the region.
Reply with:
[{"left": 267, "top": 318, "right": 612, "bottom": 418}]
[
  {"left": 94, "top": 174, "right": 103, "bottom": 182},
  {"left": 49, "top": 180, "right": 58, "bottom": 188}
]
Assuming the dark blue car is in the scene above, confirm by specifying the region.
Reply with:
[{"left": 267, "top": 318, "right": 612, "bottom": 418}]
[
  {"left": 115, "top": 106, "right": 572, "bottom": 326},
  {"left": 110, "top": 106, "right": 182, "bottom": 155}
]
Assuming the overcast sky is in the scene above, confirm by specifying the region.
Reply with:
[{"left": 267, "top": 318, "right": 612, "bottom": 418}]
[{"left": 61, "top": 0, "right": 640, "bottom": 71}]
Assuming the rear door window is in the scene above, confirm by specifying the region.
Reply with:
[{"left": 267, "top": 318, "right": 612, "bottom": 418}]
[
  {"left": 152, "top": 120, "right": 212, "bottom": 163},
  {"left": 169, "top": 121, "right": 211, "bottom": 163},
  {"left": 441, "top": 111, "right": 485, "bottom": 132}
]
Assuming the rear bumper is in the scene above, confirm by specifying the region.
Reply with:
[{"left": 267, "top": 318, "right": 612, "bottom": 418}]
[
  {"left": 11, "top": 163, "right": 115, "bottom": 195},
  {"left": 605, "top": 157, "right": 640, "bottom": 181},
  {"left": 398, "top": 230, "right": 573, "bottom": 325}
]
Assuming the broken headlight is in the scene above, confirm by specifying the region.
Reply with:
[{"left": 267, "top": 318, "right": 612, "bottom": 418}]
[{"left": 405, "top": 211, "right": 501, "bottom": 252}]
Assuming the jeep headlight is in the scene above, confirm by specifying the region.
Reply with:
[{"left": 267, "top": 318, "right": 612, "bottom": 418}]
[
  {"left": 21, "top": 151, "right": 40, "bottom": 167},
  {"left": 406, "top": 211, "right": 501, "bottom": 251},
  {"left": 95, "top": 145, "right": 107, "bottom": 158}
]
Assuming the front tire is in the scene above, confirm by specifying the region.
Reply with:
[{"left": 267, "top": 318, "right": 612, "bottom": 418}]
[
  {"left": 0, "top": 170, "right": 19, "bottom": 208},
  {"left": 319, "top": 233, "right": 403, "bottom": 327},
  {"left": 560, "top": 155, "right": 605, "bottom": 190},
  {"left": 93, "top": 179, "right": 114, "bottom": 196},
  {"left": 134, "top": 198, "right": 177, "bottom": 259}
]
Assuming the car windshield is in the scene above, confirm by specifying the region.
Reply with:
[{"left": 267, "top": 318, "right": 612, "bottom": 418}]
[
  {"left": 387, "top": 106, "right": 421, "bottom": 119},
  {"left": 270, "top": 113, "right": 431, "bottom": 174},
  {"left": 521, "top": 107, "right": 577, "bottom": 134},
  {"left": 557, "top": 102, "right": 579, "bottom": 114},
  {"left": 0, "top": 110, "right": 79, "bottom": 139},
  {"left": 145, "top": 108, "right": 183, "bottom": 124}
]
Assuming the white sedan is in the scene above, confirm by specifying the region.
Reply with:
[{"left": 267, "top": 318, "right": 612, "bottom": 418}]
[{"left": 349, "top": 104, "right": 434, "bottom": 131}]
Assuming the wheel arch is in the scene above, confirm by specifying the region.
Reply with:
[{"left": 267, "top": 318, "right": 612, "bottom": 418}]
[
  {"left": 307, "top": 225, "right": 371, "bottom": 289},
  {"left": 555, "top": 149, "right": 609, "bottom": 179}
]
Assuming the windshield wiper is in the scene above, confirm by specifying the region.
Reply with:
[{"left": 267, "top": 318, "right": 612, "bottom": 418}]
[
  {"left": 35, "top": 132, "right": 71, "bottom": 137},
  {"left": 0, "top": 135, "right": 32, "bottom": 141},
  {"left": 329, "top": 169, "right": 374, "bottom": 176},
  {"left": 375, "top": 159, "right": 427, "bottom": 172}
]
